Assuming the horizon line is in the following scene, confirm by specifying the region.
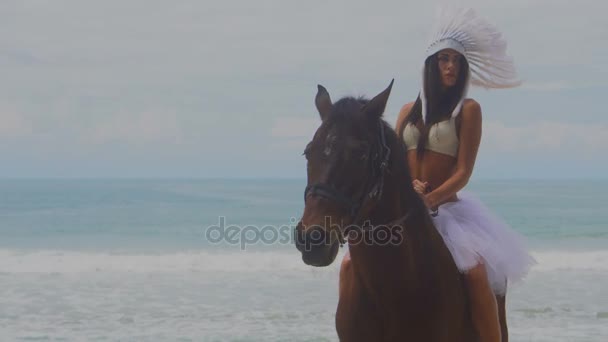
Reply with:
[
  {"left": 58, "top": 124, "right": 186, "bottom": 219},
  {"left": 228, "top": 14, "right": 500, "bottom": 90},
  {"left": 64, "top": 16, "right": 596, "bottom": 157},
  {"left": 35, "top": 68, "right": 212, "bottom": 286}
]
[{"left": 0, "top": 176, "right": 606, "bottom": 181}]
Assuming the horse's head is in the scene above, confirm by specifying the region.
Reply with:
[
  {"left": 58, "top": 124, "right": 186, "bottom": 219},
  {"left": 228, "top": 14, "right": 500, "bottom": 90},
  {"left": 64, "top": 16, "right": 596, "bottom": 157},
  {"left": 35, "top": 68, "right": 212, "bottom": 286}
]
[{"left": 295, "top": 80, "right": 394, "bottom": 266}]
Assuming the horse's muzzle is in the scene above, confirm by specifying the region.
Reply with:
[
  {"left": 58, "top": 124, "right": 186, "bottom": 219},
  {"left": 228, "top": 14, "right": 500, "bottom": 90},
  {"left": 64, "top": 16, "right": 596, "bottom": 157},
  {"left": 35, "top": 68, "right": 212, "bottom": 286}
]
[{"left": 295, "top": 222, "right": 340, "bottom": 267}]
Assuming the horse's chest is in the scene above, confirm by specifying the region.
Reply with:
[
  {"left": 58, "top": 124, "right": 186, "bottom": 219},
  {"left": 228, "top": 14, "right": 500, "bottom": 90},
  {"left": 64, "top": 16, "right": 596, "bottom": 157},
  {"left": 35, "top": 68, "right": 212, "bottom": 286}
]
[
  {"left": 335, "top": 282, "right": 445, "bottom": 342},
  {"left": 335, "top": 282, "right": 386, "bottom": 341}
]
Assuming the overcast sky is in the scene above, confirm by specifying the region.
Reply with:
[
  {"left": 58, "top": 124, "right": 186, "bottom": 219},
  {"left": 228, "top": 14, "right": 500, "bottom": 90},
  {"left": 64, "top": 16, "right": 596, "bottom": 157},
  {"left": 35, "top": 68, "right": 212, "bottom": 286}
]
[{"left": 1, "top": 0, "right": 607, "bottom": 179}]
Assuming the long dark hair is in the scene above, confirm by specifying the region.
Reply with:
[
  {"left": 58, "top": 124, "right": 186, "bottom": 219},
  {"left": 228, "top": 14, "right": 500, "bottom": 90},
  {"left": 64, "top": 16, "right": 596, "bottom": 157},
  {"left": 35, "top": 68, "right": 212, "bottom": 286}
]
[{"left": 398, "top": 52, "right": 470, "bottom": 159}]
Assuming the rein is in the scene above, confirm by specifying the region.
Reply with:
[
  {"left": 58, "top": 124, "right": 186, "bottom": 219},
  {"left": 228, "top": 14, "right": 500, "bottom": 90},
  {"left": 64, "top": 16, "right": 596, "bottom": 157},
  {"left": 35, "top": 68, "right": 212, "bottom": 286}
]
[
  {"left": 304, "top": 121, "right": 415, "bottom": 246},
  {"left": 304, "top": 121, "right": 390, "bottom": 219}
]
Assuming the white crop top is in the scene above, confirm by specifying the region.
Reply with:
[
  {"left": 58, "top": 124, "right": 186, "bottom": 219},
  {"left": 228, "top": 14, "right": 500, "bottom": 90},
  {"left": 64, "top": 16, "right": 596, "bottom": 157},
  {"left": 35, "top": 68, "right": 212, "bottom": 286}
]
[{"left": 402, "top": 117, "right": 459, "bottom": 157}]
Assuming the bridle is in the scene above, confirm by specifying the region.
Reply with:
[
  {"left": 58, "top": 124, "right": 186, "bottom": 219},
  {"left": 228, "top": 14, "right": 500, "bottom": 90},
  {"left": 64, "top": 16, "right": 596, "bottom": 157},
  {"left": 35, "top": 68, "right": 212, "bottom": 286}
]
[{"left": 304, "top": 121, "right": 392, "bottom": 228}]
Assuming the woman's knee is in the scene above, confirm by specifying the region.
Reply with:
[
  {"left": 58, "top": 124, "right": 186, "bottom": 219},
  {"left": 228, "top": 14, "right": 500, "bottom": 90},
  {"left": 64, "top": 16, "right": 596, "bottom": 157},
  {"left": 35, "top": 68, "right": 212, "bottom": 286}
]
[{"left": 465, "top": 262, "right": 490, "bottom": 288}]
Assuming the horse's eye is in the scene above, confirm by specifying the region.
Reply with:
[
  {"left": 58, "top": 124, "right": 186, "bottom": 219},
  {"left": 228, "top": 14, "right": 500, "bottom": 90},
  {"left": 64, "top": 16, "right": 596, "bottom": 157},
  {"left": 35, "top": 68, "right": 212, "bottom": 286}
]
[{"left": 356, "top": 145, "right": 370, "bottom": 160}]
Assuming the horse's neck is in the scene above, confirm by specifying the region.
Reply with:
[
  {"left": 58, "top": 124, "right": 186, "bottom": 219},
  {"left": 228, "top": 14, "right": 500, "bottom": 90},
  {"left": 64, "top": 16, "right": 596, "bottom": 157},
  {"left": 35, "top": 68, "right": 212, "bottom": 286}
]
[
  {"left": 345, "top": 145, "right": 467, "bottom": 331},
  {"left": 348, "top": 161, "right": 423, "bottom": 296},
  {"left": 368, "top": 156, "right": 418, "bottom": 226}
]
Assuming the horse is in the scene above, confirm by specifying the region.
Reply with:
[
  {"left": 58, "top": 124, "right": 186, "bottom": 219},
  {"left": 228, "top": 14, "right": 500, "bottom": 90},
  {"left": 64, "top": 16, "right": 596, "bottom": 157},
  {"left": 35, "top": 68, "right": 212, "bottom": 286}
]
[{"left": 294, "top": 81, "right": 508, "bottom": 341}]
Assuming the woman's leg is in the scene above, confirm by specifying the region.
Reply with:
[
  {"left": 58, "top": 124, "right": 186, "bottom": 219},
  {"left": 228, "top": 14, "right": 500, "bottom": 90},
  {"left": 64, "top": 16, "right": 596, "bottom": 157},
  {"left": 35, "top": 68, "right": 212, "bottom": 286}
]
[
  {"left": 496, "top": 293, "right": 508, "bottom": 342},
  {"left": 465, "top": 262, "right": 501, "bottom": 342}
]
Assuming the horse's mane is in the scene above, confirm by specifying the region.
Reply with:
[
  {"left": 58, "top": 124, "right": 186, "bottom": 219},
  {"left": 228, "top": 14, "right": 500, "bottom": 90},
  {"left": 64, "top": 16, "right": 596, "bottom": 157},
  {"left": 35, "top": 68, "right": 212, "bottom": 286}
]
[
  {"left": 380, "top": 116, "right": 429, "bottom": 216},
  {"left": 328, "top": 96, "right": 428, "bottom": 217},
  {"left": 330, "top": 96, "right": 370, "bottom": 120}
]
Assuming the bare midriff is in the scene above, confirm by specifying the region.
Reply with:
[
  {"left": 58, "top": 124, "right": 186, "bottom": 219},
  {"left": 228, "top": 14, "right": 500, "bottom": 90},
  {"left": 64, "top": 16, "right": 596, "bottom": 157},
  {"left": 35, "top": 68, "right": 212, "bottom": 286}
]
[{"left": 407, "top": 150, "right": 459, "bottom": 206}]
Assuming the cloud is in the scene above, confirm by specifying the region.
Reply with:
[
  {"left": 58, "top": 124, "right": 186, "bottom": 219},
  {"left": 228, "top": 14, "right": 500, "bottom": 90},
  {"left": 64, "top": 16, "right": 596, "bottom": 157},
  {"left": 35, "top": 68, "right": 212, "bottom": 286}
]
[
  {"left": 1, "top": 0, "right": 607, "bottom": 177},
  {"left": 85, "top": 109, "right": 183, "bottom": 146},
  {"left": 520, "top": 81, "right": 571, "bottom": 91},
  {"left": 483, "top": 120, "right": 608, "bottom": 156},
  {"left": 269, "top": 117, "right": 608, "bottom": 160},
  {"left": 0, "top": 48, "right": 45, "bottom": 66},
  {"left": 270, "top": 117, "right": 320, "bottom": 139},
  {"left": 519, "top": 81, "right": 608, "bottom": 92},
  {"left": 267, "top": 117, "right": 321, "bottom": 161},
  {"left": 0, "top": 105, "right": 32, "bottom": 139}
]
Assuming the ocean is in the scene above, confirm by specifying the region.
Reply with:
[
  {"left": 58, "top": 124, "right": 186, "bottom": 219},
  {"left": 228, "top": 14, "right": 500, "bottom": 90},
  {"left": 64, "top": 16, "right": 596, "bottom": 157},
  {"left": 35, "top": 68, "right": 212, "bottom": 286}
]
[{"left": 1, "top": 179, "right": 607, "bottom": 341}]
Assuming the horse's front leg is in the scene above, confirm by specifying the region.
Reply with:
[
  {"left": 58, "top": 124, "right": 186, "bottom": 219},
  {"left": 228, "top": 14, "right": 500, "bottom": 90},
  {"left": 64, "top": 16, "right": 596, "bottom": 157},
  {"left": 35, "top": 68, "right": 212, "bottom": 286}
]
[
  {"left": 338, "top": 252, "right": 352, "bottom": 299},
  {"left": 336, "top": 251, "right": 357, "bottom": 341}
]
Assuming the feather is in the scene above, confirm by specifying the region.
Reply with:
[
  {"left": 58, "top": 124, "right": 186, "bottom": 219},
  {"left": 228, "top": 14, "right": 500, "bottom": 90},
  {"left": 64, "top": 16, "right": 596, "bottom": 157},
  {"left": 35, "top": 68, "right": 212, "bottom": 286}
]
[{"left": 420, "top": 6, "right": 520, "bottom": 122}]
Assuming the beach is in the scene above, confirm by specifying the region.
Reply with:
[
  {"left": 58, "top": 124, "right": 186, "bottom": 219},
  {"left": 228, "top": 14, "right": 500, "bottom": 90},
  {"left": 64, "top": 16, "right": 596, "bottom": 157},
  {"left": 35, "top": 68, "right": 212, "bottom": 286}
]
[{"left": 1, "top": 179, "right": 607, "bottom": 341}]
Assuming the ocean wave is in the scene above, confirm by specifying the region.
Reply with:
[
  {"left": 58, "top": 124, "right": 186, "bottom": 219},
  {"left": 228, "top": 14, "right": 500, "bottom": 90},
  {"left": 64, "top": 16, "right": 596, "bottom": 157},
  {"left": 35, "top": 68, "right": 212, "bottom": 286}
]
[
  {"left": 0, "top": 248, "right": 606, "bottom": 274},
  {"left": 530, "top": 250, "right": 608, "bottom": 271},
  {"left": 0, "top": 248, "right": 344, "bottom": 274}
]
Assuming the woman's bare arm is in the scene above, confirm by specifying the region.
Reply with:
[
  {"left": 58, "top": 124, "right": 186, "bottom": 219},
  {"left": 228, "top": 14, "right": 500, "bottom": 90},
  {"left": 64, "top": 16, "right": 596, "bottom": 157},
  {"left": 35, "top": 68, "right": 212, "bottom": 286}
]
[
  {"left": 394, "top": 102, "right": 415, "bottom": 135},
  {"left": 426, "top": 99, "right": 482, "bottom": 207}
]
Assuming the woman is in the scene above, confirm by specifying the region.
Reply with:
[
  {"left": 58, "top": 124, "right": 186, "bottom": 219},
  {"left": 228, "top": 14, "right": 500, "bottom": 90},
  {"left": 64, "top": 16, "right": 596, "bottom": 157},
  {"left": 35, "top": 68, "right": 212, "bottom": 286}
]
[{"left": 395, "top": 7, "right": 535, "bottom": 342}]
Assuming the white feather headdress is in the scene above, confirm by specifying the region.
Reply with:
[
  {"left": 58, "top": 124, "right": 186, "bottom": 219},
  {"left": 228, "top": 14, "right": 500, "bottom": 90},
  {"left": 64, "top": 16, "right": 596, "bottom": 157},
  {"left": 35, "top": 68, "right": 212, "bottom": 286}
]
[{"left": 420, "top": 6, "right": 521, "bottom": 122}]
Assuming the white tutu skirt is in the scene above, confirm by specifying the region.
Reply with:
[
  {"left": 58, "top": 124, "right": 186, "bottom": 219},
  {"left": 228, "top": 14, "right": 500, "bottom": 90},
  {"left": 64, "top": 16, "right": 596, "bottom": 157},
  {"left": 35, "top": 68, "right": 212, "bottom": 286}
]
[{"left": 432, "top": 191, "right": 535, "bottom": 295}]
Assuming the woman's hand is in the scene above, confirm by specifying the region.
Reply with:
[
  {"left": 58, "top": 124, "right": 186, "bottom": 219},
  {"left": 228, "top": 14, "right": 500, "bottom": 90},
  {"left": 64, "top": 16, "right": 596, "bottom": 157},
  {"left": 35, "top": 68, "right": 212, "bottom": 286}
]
[
  {"left": 412, "top": 179, "right": 428, "bottom": 196},
  {"left": 412, "top": 179, "right": 433, "bottom": 208}
]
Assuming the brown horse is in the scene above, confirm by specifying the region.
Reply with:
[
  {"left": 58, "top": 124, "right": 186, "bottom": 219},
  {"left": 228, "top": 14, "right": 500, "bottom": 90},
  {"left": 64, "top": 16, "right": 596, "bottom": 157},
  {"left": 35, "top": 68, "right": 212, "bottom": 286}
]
[{"left": 294, "top": 81, "right": 508, "bottom": 341}]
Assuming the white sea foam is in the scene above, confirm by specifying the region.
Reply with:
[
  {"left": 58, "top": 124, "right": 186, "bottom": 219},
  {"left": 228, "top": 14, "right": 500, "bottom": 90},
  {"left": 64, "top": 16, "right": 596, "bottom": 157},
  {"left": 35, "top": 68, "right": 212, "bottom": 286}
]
[
  {"left": 0, "top": 248, "right": 344, "bottom": 274},
  {"left": 1, "top": 248, "right": 607, "bottom": 274},
  {"left": 530, "top": 250, "right": 608, "bottom": 272},
  {"left": 1, "top": 248, "right": 607, "bottom": 341}
]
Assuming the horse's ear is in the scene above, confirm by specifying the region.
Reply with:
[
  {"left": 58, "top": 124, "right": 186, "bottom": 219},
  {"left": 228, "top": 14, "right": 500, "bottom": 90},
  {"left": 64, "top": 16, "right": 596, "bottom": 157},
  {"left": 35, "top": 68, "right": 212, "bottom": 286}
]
[
  {"left": 315, "top": 85, "right": 333, "bottom": 121},
  {"left": 363, "top": 79, "right": 394, "bottom": 119}
]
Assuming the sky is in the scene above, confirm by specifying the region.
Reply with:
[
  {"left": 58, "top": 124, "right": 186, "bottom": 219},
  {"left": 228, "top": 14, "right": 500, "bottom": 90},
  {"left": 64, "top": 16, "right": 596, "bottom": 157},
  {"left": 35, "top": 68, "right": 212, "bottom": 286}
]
[{"left": 1, "top": 0, "right": 607, "bottom": 179}]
